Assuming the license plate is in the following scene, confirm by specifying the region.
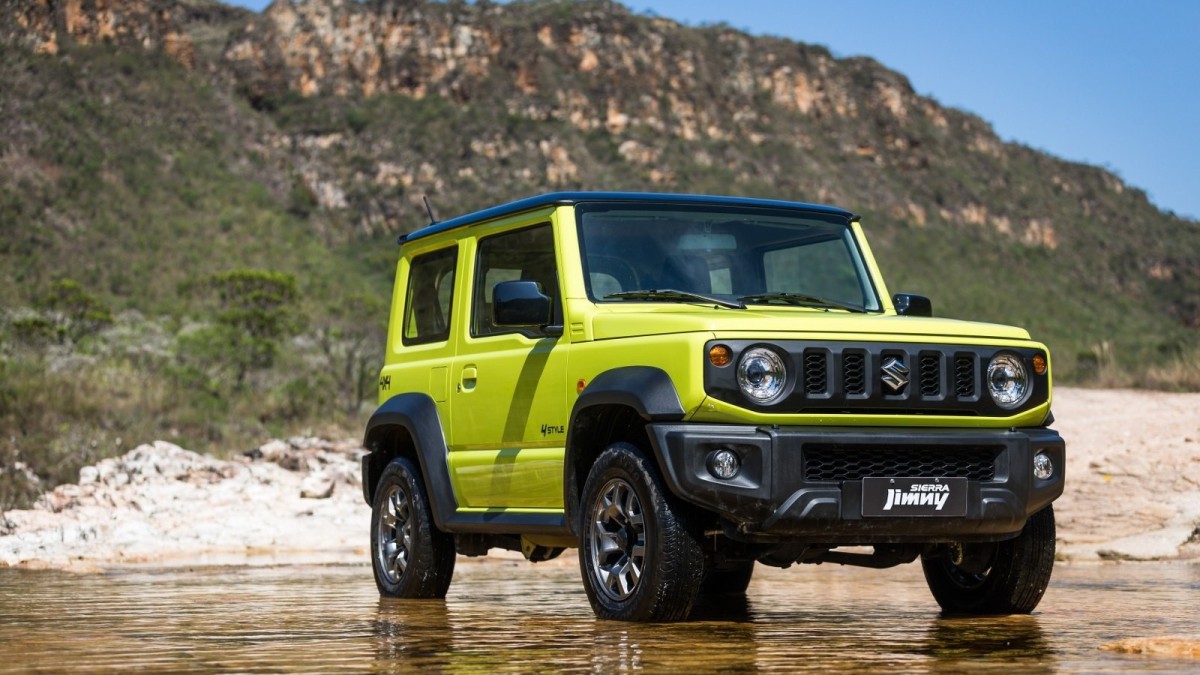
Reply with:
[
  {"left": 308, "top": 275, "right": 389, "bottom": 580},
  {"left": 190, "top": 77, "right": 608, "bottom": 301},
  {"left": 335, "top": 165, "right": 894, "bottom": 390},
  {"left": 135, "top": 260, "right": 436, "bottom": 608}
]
[{"left": 861, "top": 477, "right": 967, "bottom": 517}]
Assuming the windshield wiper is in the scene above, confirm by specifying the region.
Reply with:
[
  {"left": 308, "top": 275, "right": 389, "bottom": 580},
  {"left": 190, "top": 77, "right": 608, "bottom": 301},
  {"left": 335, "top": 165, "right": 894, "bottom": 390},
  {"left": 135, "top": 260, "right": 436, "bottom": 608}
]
[
  {"left": 605, "top": 289, "right": 746, "bottom": 309},
  {"left": 738, "top": 292, "right": 866, "bottom": 313}
]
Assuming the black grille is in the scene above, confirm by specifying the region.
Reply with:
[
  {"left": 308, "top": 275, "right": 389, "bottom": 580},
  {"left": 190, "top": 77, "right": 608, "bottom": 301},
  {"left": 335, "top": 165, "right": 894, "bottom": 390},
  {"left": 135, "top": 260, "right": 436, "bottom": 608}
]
[
  {"left": 919, "top": 352, "right": 940, "bottom": 397},
  {"left": 703, "top": 340, "right": 1047, "bottom": 416},
  {"left": 804, "top": 445, "right": 999, "bottom": 482},
  {"left": 955, "top": 356, "right": 976, "bottom": 397},
  {"left": 843, "top": 352, "right": 866, "bottom": 395},
  {"left": 805, "top": 350, "right": 827, "bottom": 394}
]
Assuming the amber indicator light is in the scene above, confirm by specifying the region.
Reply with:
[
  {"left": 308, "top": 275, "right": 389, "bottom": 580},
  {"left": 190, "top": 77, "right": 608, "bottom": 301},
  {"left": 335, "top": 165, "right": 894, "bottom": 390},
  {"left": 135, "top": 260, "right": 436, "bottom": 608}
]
[
  {"left": 1032, "top": 354, "right": 1047, "bottom": 375},
  {"left": 709, "top": 345, "right": 732, "bottom": 367},
  {"left": 576, "top": 378, "right": 588, "bottom": 394}
]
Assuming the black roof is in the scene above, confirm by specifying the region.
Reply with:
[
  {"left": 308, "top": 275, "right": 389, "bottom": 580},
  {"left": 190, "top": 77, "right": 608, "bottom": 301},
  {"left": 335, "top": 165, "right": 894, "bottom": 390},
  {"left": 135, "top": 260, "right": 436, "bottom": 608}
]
[{"left": 401, "top": 191, "right": 855, "bottom": 244}]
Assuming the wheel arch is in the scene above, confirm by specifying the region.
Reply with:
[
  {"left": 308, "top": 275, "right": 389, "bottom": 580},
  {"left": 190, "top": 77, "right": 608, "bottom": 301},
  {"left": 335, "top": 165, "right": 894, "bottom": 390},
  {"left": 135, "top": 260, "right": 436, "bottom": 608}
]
[
  {"left": 563, "top": 366, "right": 686, "bottom": 535},
  {"left": 362, "top": 393, "right": 457, "bottom": 530}
]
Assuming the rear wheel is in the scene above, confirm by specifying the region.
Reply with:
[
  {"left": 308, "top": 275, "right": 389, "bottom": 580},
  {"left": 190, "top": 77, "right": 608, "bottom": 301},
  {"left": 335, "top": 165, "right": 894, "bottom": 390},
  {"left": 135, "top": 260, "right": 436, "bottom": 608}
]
[
  {"left": 371, "top": 457, "right": 456, "bottom": 598},
  {"left": 578, "top": 442, "right": 705, "bottom": 622},
  {"left": 921, "top": 505, "right": 1056, "bottom": 614}
]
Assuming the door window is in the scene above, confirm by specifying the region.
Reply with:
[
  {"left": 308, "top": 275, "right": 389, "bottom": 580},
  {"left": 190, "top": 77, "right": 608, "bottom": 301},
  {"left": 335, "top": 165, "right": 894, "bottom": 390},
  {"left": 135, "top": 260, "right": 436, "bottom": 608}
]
[
  {"left": 402, "top": 246, "right": 457, "bottom": 345},
  {"left": 472, "top": 224, "right": 560, "bottom": 337}
]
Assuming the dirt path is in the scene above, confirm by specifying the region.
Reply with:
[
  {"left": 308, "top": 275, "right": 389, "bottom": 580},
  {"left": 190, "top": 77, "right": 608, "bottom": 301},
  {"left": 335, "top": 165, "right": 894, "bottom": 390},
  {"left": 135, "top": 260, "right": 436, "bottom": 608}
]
[{"left": 2, "top": 387, "right": 1198, "bottom": 570}]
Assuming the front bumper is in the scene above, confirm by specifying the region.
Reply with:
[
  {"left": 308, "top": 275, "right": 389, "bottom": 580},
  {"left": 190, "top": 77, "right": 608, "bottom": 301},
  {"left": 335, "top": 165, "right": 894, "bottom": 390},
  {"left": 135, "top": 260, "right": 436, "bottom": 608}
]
[{"left": 648, "top": 424, "right": 1065, "bottom": 544}]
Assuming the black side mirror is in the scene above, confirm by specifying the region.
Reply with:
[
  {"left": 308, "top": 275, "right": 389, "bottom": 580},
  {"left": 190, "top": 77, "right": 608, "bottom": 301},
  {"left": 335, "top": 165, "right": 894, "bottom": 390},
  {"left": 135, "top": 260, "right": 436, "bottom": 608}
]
[
  {"left": 893, "top": 293, "right": 933, "bottom": 317},
  {"left": 494, "top": 280, "right": 553, "bottom": 327}
]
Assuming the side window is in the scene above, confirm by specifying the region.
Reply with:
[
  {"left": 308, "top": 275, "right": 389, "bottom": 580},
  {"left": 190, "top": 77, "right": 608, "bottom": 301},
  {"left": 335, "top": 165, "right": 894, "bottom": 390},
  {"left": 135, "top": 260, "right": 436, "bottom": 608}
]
[
  {"left": 473, "top": 224, "right": 560, "bottom": 337},
  {"left": 402, "top": 246, "right": 458, "bottom": 345}
]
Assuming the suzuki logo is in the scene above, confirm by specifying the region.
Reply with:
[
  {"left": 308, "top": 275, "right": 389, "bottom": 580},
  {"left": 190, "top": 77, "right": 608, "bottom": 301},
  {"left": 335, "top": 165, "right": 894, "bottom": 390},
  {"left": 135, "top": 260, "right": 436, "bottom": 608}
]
[{"left": 881, "top": 356, "right": 909, "bottom": 393}]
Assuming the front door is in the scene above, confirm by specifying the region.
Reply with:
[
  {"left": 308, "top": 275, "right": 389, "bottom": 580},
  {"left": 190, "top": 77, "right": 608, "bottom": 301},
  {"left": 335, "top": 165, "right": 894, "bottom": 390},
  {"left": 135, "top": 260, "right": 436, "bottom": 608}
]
[{"left": 449, "top": 222, "right": 568, "bottom": 510}]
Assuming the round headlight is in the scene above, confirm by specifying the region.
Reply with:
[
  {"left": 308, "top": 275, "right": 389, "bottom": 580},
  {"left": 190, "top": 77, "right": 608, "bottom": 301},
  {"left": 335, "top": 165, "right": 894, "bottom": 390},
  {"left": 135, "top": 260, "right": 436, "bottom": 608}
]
[
  {"left": 737, "top": 347, "right": 788, "bottom": 404},
  {"left": 987, "top": 353, "right": 1030, "bottom": 409}
]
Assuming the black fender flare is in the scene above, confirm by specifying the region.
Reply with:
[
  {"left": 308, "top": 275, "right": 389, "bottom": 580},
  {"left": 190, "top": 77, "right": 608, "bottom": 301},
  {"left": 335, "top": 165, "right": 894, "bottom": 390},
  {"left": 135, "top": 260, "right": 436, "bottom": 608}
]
[
  {"left": 562, "top": 366, "right": 686, "bottom": 534},
  {"left": 361, "top": 393, "right": 457, "bottom": 530}
]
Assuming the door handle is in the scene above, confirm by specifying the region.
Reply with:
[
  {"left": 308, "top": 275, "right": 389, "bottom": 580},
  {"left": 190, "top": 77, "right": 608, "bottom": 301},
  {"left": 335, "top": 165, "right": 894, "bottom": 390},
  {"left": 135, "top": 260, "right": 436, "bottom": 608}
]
[{"left": 460, "top": 366, "right": 478, "bottom": 392}]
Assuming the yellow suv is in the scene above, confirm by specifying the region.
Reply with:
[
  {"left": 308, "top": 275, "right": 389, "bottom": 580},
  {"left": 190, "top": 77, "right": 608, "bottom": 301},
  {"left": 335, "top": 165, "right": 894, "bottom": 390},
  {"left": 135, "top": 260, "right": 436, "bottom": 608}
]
[{"left": 362, "top": 192, "right": 1065, "bottom": 622}]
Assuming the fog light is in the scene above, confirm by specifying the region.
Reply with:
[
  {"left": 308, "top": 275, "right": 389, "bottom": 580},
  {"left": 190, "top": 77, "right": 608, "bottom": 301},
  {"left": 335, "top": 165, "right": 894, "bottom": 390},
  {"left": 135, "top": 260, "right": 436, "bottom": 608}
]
[
  {"left": 708, "top": 448, "right": 740, "bottom": 480},
  {"left": 1033, "top": 452, "right": 1054, "bottom": 480}
]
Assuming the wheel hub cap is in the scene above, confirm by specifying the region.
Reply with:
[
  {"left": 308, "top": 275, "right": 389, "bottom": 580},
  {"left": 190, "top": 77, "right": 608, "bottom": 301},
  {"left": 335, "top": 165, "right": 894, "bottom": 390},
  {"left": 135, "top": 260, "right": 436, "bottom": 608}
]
[
  {"left": 589, "top": 478, "right": 646, "bottom": 602},
  {"left": 377, "top": 484, "right": 413, "bottom": 584}
]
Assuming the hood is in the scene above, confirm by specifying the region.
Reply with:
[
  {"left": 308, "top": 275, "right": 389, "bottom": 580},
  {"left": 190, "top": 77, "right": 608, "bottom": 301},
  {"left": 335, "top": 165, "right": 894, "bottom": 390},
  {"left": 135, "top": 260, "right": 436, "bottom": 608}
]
[{"left": 589, "top": 306, "right": 1032, "bottom": 342}]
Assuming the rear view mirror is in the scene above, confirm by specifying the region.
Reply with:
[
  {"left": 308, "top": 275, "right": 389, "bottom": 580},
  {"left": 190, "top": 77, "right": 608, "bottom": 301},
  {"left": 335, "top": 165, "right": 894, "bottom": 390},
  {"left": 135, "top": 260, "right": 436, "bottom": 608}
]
[
  {"left": 893, "top": 293, "right": 933, "bottom": 317},
  {"left": 493, "top": 280, "right": 552, "bottom": 327}
]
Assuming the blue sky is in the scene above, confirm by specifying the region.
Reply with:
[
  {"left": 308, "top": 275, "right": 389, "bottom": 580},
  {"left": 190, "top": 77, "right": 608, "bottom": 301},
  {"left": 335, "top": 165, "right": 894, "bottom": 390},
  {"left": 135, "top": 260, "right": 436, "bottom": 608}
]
[{"left": 227, "top": 0, "right": 1200, "bottom": 220}]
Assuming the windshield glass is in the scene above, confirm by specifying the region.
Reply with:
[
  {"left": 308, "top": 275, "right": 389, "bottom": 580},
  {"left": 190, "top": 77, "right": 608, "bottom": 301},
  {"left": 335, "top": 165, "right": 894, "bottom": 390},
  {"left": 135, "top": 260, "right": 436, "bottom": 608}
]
[{"left": 576, "top": 203, "right": 881, "bottom": 311}]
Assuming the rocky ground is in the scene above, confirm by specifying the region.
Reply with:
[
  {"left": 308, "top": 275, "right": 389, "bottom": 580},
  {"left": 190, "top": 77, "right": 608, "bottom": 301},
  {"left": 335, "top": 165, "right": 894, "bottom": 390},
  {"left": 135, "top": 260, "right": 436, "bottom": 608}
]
[{"left": 1, "top": 387, "right": 1198, "bottom": 570}]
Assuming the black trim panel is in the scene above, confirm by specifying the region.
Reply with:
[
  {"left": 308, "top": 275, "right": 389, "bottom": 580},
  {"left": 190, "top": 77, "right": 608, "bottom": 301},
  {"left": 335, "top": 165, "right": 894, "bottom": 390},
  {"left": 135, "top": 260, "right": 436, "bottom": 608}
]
[
  {"left": 563, "top": 366, "right": 686, "bottom": 534},
  {"left": 571, "top": 366, "right": 686, "bottom": 422},
  {"left": 648, "top": 424, "right": 1065, "bottom": 544},
  {"left": 362, "top": 393, "right": 457, "bottom": 528}
]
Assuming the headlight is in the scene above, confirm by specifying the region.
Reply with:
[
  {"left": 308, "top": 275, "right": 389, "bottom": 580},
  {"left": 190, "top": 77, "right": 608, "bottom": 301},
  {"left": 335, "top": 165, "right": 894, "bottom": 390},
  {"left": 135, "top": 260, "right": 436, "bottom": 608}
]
[
  {"left": 737, "top": 347, "right": 787, "bottom": 404},
  {"left": 987, "top": 353, "right": 1030, "bottom": 409}
]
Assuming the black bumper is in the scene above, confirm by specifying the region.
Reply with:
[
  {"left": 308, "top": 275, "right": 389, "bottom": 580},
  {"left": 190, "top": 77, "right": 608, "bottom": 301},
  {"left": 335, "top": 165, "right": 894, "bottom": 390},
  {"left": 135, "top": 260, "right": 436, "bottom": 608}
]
[{"left": 648, "top": 424, "right": 1065, "bottom": 544}]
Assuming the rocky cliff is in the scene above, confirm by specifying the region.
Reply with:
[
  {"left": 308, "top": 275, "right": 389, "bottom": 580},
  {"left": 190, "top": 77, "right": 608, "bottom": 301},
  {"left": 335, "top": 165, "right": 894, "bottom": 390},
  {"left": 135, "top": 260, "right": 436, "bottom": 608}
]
[
  {"left": 0, "top": 0, "right": 195, "bottom": 63},
  {"left": 1, "top": 0, "right": 1198, "bottom": 372}
]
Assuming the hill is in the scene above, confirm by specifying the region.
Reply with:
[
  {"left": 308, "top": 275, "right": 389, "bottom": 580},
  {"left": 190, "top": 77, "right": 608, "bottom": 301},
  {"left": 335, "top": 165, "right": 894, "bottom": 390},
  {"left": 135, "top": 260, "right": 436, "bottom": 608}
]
[{"left": 1, "top": 0, "right": 1198, "bottom": 505}]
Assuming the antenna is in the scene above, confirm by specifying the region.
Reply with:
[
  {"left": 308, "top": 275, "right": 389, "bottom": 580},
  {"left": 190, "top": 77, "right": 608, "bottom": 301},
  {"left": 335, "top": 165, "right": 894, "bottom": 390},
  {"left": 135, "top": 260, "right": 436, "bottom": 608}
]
[{"left": 422, "top": 195, "right": 438, "bottom": 225}]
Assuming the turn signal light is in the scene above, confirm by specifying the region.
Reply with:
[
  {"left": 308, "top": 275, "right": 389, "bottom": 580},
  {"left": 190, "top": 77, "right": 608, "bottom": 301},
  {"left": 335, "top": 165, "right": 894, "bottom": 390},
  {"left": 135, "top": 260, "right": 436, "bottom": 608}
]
[
  {"left": 1032, "top": 354, "right": 1047, "bottom": 375},
  {"left": 709, "top": 344, "right": 732, "bottom": 367}
]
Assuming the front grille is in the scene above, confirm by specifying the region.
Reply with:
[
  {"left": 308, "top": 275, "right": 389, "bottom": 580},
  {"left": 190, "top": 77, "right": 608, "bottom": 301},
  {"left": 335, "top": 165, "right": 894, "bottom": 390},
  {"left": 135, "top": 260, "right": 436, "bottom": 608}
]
[
  {"left": 843, "top": 352, "right": 866, "bottom": 395},
  {"left": 955, "top": 356, "right": 976, "bottom": 397},
  {"left": 804, "top": 350, "right": 827, "bottom": 394},
  {"left": 919, "top": 352, "right": 940, "bottom": 397},
  {"left": 804, "top": 445, "right": 999, "bottom": 482},
  {"left": 703, "top": 340, "right": 1046, "bottom": 416}
]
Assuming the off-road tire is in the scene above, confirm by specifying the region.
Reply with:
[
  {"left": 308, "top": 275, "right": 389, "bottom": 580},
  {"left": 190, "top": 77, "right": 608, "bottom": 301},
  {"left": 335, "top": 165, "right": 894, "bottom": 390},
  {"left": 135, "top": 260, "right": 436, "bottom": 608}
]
[
  {"left": 921, "top": 505, "right": 1056, "bottom": 614},
  {"left": 578, "top": 442, "right": 705, "bottom": 622},
  {"left": 699, "top": 561, "right": 755, "bottom": 596},
  {"left": 371, "top": 457, "right": 456, "bottom": 598}
]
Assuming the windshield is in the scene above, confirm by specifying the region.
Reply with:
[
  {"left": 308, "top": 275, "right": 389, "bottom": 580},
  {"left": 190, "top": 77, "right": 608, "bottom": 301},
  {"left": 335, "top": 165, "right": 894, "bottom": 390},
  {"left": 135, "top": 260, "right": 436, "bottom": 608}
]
[{"left": 577, "top": 203, "right": 881, "bottom": 311}]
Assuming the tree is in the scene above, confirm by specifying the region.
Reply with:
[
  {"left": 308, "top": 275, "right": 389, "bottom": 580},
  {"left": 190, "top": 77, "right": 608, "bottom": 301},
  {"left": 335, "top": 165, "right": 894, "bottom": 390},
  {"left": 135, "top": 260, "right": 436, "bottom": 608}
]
[
  {"left": 11, "top": 279, "right": 114, "bottom": 348},
  {"left": 314, "top": 293, "right": 387, "bottom": 414},
  {"left": 180, "top": 269, "right": 303, "bottom": 391}
]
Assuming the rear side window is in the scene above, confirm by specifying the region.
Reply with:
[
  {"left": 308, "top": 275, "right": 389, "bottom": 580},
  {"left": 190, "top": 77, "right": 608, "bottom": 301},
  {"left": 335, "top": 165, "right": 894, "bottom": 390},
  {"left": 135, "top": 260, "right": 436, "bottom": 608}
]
[{"left": 403, "top": 246, "right": 457, "bottom": 345}]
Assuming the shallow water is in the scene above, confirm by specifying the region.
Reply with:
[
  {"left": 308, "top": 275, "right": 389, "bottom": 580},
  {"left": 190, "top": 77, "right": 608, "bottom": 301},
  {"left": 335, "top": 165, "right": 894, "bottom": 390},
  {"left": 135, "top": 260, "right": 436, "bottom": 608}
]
[{"left": 0, "top": 558, "right": 1197, "bottom": 672}]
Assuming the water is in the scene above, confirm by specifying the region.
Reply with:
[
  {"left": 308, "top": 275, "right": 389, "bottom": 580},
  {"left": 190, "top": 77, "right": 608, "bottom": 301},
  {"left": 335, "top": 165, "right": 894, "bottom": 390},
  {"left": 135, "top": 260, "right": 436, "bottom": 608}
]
[{"left": 1, "top": 558, "right": 1197, "bottom": 672}]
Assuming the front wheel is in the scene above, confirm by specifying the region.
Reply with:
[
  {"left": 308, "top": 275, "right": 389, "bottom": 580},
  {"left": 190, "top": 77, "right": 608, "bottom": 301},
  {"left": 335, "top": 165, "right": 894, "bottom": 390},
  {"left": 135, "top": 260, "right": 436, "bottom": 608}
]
[
  {"left": 370, "top": 457, "right": 456, "bottom": 598},
  {"left": 921, "top": 505, "right": 1056, "bottom": 614},
  {"left": 578, "top": 442, "right": 705, "bottom": 622}
]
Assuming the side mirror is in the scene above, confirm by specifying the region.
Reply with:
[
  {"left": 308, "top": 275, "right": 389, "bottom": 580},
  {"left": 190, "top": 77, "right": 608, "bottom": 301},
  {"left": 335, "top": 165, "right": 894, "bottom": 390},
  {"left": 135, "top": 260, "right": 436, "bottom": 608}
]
[
  {"left": 494, "top": 280, "right": 553, "bottom": 327},
  {"left": 893, "top": 293, "right": 933, "bottom": 317}
]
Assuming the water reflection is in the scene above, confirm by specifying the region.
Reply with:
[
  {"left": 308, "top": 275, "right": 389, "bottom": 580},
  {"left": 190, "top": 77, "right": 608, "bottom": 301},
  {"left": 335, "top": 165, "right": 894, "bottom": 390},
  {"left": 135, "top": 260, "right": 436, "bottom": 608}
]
[
  {"left": 922, "top": 616, "right": 1052, "bottom": 668},
  {"left": 0, "top": 561, "right": 1196, "bottom": 672}
]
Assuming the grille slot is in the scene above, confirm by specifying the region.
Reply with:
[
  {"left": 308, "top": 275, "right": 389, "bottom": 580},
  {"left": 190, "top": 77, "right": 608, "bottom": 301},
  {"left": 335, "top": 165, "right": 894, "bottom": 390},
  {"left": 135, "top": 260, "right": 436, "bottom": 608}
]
[
  {"left": 804, "top": 350, "right": 827, "bottom": 394},
  {"left": 804, "top": 445, "right": 999, "bottom": 482},
  {"left": 843, "top": 352, "right": 866, "bottom": 395},
  {"left": 919, "top": 352, "right": 941, "bottom": 397},
  {"left": 955, "top": 356, "right": 976, "bottom": 398}
]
